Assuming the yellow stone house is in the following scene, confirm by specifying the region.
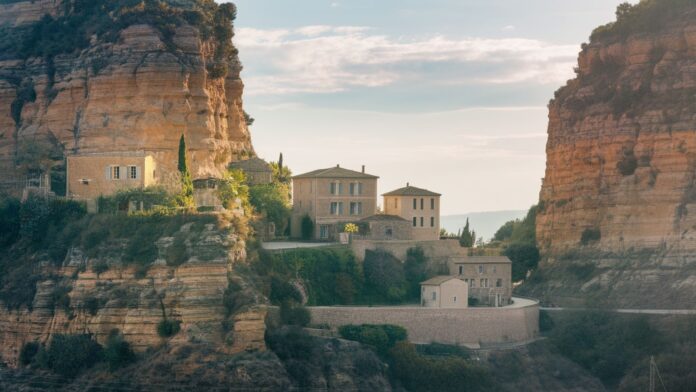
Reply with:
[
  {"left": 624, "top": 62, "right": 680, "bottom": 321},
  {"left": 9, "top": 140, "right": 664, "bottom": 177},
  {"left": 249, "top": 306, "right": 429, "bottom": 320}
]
[
  {"left": 291, "top": 165, "right": 378, "bottom": 240},
  {"left": 383, "top": 184, "right": 441, "bottom": 241},
  {"left": 66, "top": 152, "right": 156, "bottom": 212}
]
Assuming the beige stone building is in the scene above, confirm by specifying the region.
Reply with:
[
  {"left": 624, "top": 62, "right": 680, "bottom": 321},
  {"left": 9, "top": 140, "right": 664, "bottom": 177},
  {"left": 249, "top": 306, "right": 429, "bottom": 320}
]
[
  {"left": 228, "top": 157, "right": 273, "bottom": 185},
  {"left": 451, "top": 256, "right": 512, "bottom": 307},
  {"left": 383, "top": 184, "right": 441, "bottom": 241},
  {"left": 420, "top": 276, "right": 468, "bottom": 309},
  {"left": 66, "top": 152, "right": 156, "bottom": 211},
  {"left": 291, "top": 165, "right": 378, "bottom": 240},
  {"left": 359, "top": 214, "right": 412, "bottom": 240}
]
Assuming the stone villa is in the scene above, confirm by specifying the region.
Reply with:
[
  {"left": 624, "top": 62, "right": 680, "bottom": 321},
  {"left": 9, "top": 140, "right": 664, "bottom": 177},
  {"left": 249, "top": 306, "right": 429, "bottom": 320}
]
[
  {"left": 290, "top": 165, "right": 379, "bottom": 240},
  {"left": 451, "top": 256, "right": 512, "bottom": 306},
  {"left": 383, "top": 184, "right": 441, "bottom": 241}
]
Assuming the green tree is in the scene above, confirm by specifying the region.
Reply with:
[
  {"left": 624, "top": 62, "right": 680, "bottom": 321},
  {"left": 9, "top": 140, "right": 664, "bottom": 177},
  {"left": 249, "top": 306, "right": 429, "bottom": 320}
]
[
  {"left": 35, "top": 334, "right": 103, "bottom": 378},
  {"left": 459, "top": 218, "right": 475, "bottom": 247},
  {"left": 249, "top": 183, "right": 291, "bottom": 234},
  {"left": 176, "top": 134, "right": 194, "bottom": 208},
  {"left": 300, "top": 214, "right": 314, "bottom": 240},
  {"left": 217, "top": 169, "right": 250, "bottom": 211},
  {"left": 404, "top": 247, "right": 428, "bottom": 300},
  {"left": 363, "top": 249, "right": 406, "bottom": 303}
]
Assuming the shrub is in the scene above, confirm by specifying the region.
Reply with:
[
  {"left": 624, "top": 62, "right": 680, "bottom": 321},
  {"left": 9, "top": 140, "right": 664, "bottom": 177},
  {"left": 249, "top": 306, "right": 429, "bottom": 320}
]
[
  {"left": 363, "top": 249, "right": 406, "bottom": 303},
  {"left": 389, "top": 341, "right": 490, "bottom": 392},
  {"left": 0, "top": 197, "right": 21, "bottom": 247},
  {"left": 339, "top": 324, "right": 407, "bottom": 357},
  {"left": 19, "top": 341, "right": 40, "bottom": 366},
  {"left": 249, "top": 183, "right": 291, "bottom": 234},
  {"left": 92, "top": 260, "right": 109, "bottom": 276},
  {"left": 279, "top": 301, "right": 311, "bottom": 327},
  {"left": 539, "top": 310, "right": 555, "bottom": 333},
  {"left": 165, "top": 234, "right": 188, "bottom": 267},
  {"left": 300, "top": 214, "right": 314, "bottom": 240},
  {"left": 82, "top": 295, "right": 100, "bottom": 316},
  {"left": 103, "top": 330, "right": 136, "bottom": 370},
  {"left": 35, "top": 334, "right": 103, "bottom": 378},
  {"left": 270, "top": 276, "right": 302, "bottom": 305},
  {"left": 504, "top": 243, "right": 540, "bottom": 282},
  {"left": 580, "top": 228, "right": 601, "bottom": 245},
  {"left": 616, "top": 148, "right": 638, "bottom": 176},
  {"left": 416, "top": 343, "right": 470, "bottom": 359},
  {"left": 404, "top": 247, "right": 428, "bottom": 300},
  {"left": 157, "top": 319, "right": 181, "bottom": 338}
]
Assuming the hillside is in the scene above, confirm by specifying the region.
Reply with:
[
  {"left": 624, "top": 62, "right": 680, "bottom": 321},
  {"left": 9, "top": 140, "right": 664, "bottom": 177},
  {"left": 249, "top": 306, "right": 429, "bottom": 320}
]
[
  {"left": 526, "top": 0, "right": 696, "bottom": 307},
  {"left": 0, "top": 0, "right": 253, "bottom": 196}
]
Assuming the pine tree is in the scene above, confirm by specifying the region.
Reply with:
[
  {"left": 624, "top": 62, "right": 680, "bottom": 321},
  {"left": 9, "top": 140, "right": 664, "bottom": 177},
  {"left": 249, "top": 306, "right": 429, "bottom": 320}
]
[
  {"left": 459, "top": 218, "right": 474, "bottom": 247},
  {"left": 176, "top": 134, "right": 194, "bottom": 208}
]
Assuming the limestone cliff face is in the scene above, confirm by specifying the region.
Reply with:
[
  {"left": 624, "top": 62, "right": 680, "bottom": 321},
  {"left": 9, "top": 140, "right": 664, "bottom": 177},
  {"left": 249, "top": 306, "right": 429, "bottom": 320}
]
[
  {"left": 532, "top": 4, "right": 696, "bottom": 307},
  {"left": 0, "top": 214, "right": 266, "bottom": 367},
  {"left": 0, "top": 1, "right": 253, "bottom": 191}
]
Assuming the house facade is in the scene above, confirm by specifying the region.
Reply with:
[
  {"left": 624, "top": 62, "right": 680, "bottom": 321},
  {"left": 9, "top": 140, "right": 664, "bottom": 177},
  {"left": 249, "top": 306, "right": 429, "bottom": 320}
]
[
  {"left": 66, "top": 152, "right": 156, "bottom": 212},
  {"left": 291, "top": 165, "right": 378, "bottom": 240},
  {"left": 383, "top": 184, "right": 441, "bottom": 241},
  {"left": 420, "top": 276, "right": 468, "bottom": 309},
  {"left": 359, "top": 214, "right": 412, "bottom": 240},
  {"left": 451, "top": 256, "right": 512, "bottom": 307}
]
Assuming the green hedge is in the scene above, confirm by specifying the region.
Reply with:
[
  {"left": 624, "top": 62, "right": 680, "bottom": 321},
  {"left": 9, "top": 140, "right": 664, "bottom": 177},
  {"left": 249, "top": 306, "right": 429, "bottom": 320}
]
[{"left": 338, "top": 324, "right": 407, "bottom": 357}]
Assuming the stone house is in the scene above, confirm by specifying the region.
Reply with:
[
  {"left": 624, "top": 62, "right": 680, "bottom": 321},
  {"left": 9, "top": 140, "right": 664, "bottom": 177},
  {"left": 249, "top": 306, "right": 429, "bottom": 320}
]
[
  {"left": 66, "top": 152, "right": 156, "bottom": 212},
  {"left": 228, "top": 157, "right": 273, "bottom": 185},
  {"left": 291, "top": 165, "right": 378, "bottom": 240},
  {"left": 451, "top": 256, "right": 512, "bottom": 307},
  {"left": 383, "top": 184, "right": 441, "bottom": 241},
  {"left": 192, "top": 177, "right": 223, "bottom": 210},
  {"left": 358, "top": 214, "right": 412, "bottom": 240},
  {"left": 420, "top": 276, "right": 468, "bottom": 309}
]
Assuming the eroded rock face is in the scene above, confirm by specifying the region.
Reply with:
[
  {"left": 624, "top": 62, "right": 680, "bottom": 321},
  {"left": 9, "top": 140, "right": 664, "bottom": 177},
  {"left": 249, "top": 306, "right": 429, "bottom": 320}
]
[
  {"left": 0, "top": 3, "right": 253, "bottom": 193},
  {"left": 533, "top": 6, "right": 696, "bottom": 307},
  {"left": 0, "top": 214, "right": 267, "bottom": 367},
  {"left": 0, "top": 0, "right": 62, "bottom": 27}
]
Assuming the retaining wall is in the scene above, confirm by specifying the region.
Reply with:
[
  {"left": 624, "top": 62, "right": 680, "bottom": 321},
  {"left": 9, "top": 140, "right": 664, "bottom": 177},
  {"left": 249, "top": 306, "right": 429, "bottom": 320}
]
[{"left": 308, "top": 299, "right": 539, "bottom": 346}]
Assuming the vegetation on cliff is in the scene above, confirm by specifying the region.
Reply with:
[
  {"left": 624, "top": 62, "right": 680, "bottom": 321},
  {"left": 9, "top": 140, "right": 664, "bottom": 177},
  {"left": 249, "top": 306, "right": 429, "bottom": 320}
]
[
  {"left": 488, "top": 205, "right": 540, "bottom": 282},
  {"left": 590, "top": 0, "right": 696, "bottom": 42}
]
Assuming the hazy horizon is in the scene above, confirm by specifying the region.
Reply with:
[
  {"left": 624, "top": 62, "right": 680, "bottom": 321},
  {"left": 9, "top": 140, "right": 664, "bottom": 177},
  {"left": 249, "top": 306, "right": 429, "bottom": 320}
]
[{"left": 219, "top": 0, "right": 638, "bottom": 215}]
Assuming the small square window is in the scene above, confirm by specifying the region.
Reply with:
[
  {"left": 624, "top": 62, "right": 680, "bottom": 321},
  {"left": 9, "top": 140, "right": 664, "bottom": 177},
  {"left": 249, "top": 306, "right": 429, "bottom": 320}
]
[{"left": 129, "top": 166, "right": 137, "bottom": 179}]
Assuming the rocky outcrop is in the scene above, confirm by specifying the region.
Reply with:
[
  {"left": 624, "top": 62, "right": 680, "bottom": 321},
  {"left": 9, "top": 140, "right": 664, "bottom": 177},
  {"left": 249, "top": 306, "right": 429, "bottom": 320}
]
[
  {"left": 0, "top": 1, "right": 253, "bottom": 195},
  {"left": 0, "top": 0, "right": 62, "bottom": 27},
  {"left": 531, "top": 3, "right": 696, "bottom": 307},
  {"left": 0, "top": 213, "right": 267, "bottom": 367}
]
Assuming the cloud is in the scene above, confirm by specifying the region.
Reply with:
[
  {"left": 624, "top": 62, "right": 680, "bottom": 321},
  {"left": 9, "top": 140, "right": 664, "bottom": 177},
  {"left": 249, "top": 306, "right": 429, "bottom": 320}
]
[
  {"left": 235, "top": 26, "right": 578, "bottom": 96},
  {"left": 502, "top": 25, "right": 516, "bottom": 31}
]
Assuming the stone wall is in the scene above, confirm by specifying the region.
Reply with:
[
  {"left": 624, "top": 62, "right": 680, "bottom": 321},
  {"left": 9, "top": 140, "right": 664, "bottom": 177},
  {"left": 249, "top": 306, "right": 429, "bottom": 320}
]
[
  {"left": 351, "top": 238, "right": 466, "bottom": 263},
  {"left": 308, "top": 299, "right": 539, "bottom": 346}
]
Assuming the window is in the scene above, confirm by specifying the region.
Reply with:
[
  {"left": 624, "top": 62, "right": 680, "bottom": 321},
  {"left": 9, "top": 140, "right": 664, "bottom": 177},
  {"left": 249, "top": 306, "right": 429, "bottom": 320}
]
[
  {"left": 480, "top": 278, "right": 488, "bottom": 288},
  {"left": 129, "top": 166, "right": 137, "bottom": 179},
  {"left": 330, "top": 182, "right": 342, "bottom": 195},
  {"left": 420, "top": 198, "right": 424, "bottom": 210},
  {"left": 458, "top": 266, "right": 463, "bottom": 275},
  {"left": 330, "top": 182, "right": 336, "bottom": 194},
  {"left": 453, "top": 296, "right": 457, "bottom": 303},
  {"left": 478, "top": 265, "right": 484, "bottom": 274},
  {"left": 331, "top": 202, "right": 343, "bottom": 215},
  {"left": 413, "top": 217, "right": 417, "bottom": 227},
  {"left": 338, "top": 183, "right": 344, "bottom": 195},
  {"left": 110, "top": 166, "right": 120, "bottom": 180},
  {"left": 350, "top": 202, "right": 362, "bottom": 215},
  {"left": 496, "top": 279, "right": 502, "bottom": 288},
  {"left": 320, "top": 225, "right": 329, "bottom": 239},
  {"left": 470, "top": 280, "right": 475, "bottom": 288},
  {"left": 431, "top": 198, "right": 435, "bottom": 209},
  {"left": 350, "top": 182, "right": 363, "bottom": 195},
  {"left": 413, "top": 198, "right": 417, "bottom": 209},
  {"left": 420, "top": 217, "right": 424, "bottom": 227},
  {"left": 358, "top": 182, "right": 363, "bottom": 195},
  {"left": 385, "top": 227, "right": 393, "bottom": 237},
  {"left": 493, "top": 266, "right": 497, "bottom": 273},
  {"left": 430, "top": 217, "right": 435, "bottom": 227},
  {"left": 393, "top": 198, "right": 398, "bottom": 208},
  {"left": 431, "top": 292, "right": 436, "bottom": 300}
]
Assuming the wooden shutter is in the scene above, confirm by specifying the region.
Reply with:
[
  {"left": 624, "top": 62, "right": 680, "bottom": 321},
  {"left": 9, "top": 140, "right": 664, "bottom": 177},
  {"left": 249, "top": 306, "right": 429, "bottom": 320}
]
[{"left": 105, "top": 166, "right": 111, "bottom": 180}]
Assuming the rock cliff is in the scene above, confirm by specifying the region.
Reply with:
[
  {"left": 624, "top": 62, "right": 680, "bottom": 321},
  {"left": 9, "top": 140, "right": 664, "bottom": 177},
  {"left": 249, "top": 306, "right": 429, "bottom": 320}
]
[
  {"left": 531, "top": 1, "right": 696, "bottom": 307},
  {"left": 0, "top": 0, "right": 253, "bottom": 194}
]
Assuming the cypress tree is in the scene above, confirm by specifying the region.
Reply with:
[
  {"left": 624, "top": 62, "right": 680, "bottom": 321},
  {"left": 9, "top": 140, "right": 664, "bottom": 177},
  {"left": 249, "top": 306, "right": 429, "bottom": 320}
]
[
  {"left": 176, "top": 134, "right": 194, "bottom": 208},
  {"left": 178, "top": 135, "right": 187, "bottom": 173}
]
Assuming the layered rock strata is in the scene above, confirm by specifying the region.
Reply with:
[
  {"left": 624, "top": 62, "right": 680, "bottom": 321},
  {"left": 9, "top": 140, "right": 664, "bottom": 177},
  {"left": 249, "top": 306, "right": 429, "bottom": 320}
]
[{"left": 532, "top": 5, "right": 696, "bottom": 307}]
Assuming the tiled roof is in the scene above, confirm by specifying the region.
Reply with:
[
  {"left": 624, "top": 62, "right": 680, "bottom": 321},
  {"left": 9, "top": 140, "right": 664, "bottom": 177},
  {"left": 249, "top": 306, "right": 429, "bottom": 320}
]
[
  {"left": 360, "top": 214, "right": 408, "bottom": 222},
  {"left": 383, "top": 185, "right": 441, "bottom": 197},
  {"left": 293, "top": 166, "right": 378, "bottom": 179},
  {"left": 228, "top": 157, "right": 272, "bottom": 172},
  {"left": 420, "top": 276, "right": 461, "bottom": 286},
  {"left": 453, "top": 256, "right": 512, "bottom": 264}
]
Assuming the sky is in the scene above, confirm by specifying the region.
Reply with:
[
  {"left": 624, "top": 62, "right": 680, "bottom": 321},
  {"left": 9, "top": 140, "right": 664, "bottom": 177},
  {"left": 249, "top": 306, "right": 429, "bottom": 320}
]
[{"left": 217, "top": 0, "right": 636, "bottom": 215}]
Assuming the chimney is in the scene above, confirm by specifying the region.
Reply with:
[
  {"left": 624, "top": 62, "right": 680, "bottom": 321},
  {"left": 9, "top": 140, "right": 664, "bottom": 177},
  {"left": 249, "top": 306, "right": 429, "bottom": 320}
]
[
  {"left": 362, "top": 165, "right": 365, "bottom": 173},
  {"left": 336, "top": 164, "right": 340, "bottom": 168},
  {"left": 407, "top": 182, "right": 410, "bottom": 187}
]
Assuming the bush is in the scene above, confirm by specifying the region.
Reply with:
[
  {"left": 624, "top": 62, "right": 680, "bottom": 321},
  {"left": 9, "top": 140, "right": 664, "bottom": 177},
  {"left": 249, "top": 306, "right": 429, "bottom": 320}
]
[
  {"left": 416, "top": 342, "right": 470, "bottom": 359},
  {"left": 157, "top": 319, "right": 181, "bottom": 338},
  {"left": 249, "top": 183, "right": 291, "bottom": 234},
  {"left": 363, "top": 249, "right": 407, "bottom": 303},
  {"left": 270, "top": 276, "right": 302, "bottom": 305},
  {"left": 103, "top": 330, "right": 136, "bottom": 370},
  {"left": 339, "top": 324, "right": 407, "bottom": 357},
  {"left": 35, "top": 334, "right": 103, "bottom": 378},
  {"left": 0, "top": 197, "right": 21, "bottom": 247},
  {"left": 539, "top": 310, "right": 555, "bottom": 333},
  {"left": 82, "top": 295, "right": 100, "bottom": 316},
  {"left": 19, "top": 341, "right": 40, "bottom": 366},
  {"left": 279, "top": 301, "right": 311, "bottom": 327},
  {"left": 92, "top": 260, "right": 109, "bottom": 276},
  {"left": 580, "top": 228, "right": 601, "bottom": 245},
  {"left": 300, "top": 214, "right": 314, "bottom": 240},
  {"left": 504, "top": 242, "right": 540, "bottom": 282},
  {"left": 404, "top": 247, "right": 428, "bottom": 300},
  {"left": 389, "top": 341, "right": 490, "bottom": 392}
]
